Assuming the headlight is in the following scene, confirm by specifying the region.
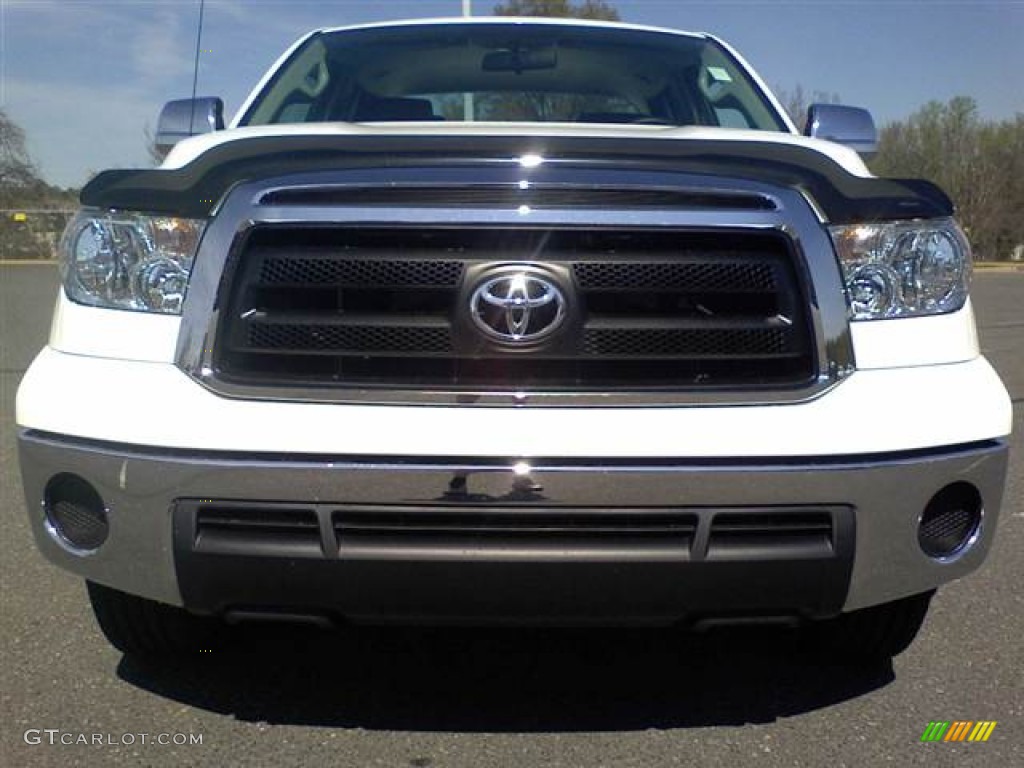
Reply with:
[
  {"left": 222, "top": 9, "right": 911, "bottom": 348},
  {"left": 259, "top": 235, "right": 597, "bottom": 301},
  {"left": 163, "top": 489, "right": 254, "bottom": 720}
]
[
  {"left": 59, "top": 209, "right": 205, "bottom": 314},
  {"left": 829, "top": 218, "right": 971, "bottom": 320}
]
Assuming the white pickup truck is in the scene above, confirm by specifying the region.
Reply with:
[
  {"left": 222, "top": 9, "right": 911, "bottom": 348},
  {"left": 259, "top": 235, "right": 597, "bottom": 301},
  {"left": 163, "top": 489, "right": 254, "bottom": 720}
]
[{"left": 17, "top": 17, "right": 1012, "bottom": 658}]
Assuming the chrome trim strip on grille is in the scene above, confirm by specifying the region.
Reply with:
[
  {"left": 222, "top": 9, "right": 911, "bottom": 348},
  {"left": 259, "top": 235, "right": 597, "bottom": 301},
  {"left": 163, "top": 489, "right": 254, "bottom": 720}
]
[
  {"left": 176, "top": 164, "right": 854, "bottom": 406},
  {"left": 257, "top": 182, "right": 779, "bottom": 210}
]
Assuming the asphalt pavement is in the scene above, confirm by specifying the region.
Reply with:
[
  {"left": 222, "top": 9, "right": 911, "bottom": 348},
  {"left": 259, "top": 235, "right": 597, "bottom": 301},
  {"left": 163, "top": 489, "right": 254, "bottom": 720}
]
[{"left": 2, "top": 264, "right": 1021, "bottom": 768}]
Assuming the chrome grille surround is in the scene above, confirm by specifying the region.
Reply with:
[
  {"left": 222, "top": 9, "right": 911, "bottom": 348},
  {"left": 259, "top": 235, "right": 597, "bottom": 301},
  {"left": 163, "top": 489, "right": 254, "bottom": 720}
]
[{"left": 176, "top": 164, "right": 854, "bottom": 406}]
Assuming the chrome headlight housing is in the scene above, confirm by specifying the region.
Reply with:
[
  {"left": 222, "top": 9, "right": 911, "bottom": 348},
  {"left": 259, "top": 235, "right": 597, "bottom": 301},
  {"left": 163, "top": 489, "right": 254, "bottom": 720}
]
[
  {"left": 829, "top": 218, "right": 972, "bottom": 320},
  {"left": 59, "top": 209, "right": 205, "bottom": 314}
]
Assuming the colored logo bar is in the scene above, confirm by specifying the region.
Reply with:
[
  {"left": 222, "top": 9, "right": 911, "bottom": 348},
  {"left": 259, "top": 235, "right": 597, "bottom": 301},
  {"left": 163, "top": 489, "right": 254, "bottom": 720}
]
[{"left": 920, "top": 721, "right": 997, "bottom": 742}]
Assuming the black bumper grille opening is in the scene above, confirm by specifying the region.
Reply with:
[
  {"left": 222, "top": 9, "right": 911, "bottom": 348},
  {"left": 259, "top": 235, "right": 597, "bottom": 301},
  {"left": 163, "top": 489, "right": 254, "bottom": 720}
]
[
  {"left": 333, "top": 507, "right": 699, "bottom": 557},
  {"left": 172, "top": 499, "right": 854, "bottom": 621},
  {"left": 195, "top": 505, "right": 321, "bottom": 556},
  {"left": 213, "top": 225, "right": 816, "bottom": 394},
  {"left": 707, "top": 511, "right": 835, "bottom": 560}
]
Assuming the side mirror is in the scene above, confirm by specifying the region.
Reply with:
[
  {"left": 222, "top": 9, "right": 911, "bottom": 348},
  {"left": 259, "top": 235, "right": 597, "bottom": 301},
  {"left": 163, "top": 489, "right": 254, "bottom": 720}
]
[
  {"left": 155, "top": 97, "right": 225, "bottom": 154},
  {"left": 805, "top": 104, "right": 877, "bottom": 158}
]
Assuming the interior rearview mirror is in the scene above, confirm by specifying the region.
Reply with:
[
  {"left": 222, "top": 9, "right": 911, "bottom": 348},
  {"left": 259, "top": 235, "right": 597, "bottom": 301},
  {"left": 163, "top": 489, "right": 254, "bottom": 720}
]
[{"left": 482, "top": 47, "right": 558, "bottom": 73}]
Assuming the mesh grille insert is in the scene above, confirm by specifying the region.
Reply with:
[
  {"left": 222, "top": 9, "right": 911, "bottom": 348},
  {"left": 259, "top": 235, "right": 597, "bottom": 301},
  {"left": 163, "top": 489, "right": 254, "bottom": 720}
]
[
  {"left": 259, "top": 258, "right": 463, "bottom": 287},
  {"left": 581, "top": 327, "right": 791, "bottom": 357},
  {"left": 574, "top": 260, "right": 777, "bottom": 292},
  {"left": 248, "top": 323, "right": 453, "bottom": 354}
]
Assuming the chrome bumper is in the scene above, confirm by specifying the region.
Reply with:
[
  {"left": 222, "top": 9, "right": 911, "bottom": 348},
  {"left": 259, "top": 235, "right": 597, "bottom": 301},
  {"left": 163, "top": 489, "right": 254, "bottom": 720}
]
[{"left": 18, "top": 430, "right": 1008, "bottom": 620}]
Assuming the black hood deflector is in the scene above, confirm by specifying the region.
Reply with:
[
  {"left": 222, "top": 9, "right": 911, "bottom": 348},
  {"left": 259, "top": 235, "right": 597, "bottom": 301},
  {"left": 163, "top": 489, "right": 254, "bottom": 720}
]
[{"left": 81, "top": 134, "right": 952, "bottom": 222}]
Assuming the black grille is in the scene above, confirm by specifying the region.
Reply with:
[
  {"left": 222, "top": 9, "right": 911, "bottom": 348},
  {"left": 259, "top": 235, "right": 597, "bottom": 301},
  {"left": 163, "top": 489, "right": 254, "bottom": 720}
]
[{"left": 214, "top": 225, "right": 815, "bottom": 393}]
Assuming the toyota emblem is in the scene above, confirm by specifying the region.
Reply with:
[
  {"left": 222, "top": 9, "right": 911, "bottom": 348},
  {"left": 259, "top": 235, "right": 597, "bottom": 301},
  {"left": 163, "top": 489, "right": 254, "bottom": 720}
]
[{"left": 470, "top": 270, "right": 566, "bottom": 344}]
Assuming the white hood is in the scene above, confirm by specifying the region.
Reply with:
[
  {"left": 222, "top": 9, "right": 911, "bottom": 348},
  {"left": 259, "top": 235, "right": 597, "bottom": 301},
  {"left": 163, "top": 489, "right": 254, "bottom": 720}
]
[{"left": 162, "top": 122, "right": 874, "bottom": 178}]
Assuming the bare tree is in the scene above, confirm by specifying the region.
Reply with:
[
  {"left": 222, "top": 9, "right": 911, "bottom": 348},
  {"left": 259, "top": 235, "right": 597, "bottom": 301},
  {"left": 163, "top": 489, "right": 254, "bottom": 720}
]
[
  {"left": 487, "top": 0, "right": 621, "bottom": 121},
  {"left": 1, "top": 109, "right": 79, "bottom": 259},
  {"left": 775, "top": 85, "right": 841, "bottom": 131},
  {"left": 494, "top": 0, "right": 620, "bottom": 20},
  {"left": 0, "top": 108, "right": 43, "bottom": 205},
  {"left": 143, "top": 123, "right": 168, "bottom": 166}
]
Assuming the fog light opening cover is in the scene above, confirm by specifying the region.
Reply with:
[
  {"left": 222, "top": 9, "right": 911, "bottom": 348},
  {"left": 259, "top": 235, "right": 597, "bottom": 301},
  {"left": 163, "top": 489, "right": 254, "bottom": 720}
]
[
  {"left": 918, "top": 482, "right": 982, "bottom": 560},
  {"left": 43, "top": 473, "right": 109, "bottom": 553}
]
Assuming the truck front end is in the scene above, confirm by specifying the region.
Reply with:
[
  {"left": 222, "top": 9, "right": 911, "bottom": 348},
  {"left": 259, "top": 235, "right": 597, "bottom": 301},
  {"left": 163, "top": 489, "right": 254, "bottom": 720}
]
[{"left": 16, "top": 19, "right": 1011, "bottom": 657}]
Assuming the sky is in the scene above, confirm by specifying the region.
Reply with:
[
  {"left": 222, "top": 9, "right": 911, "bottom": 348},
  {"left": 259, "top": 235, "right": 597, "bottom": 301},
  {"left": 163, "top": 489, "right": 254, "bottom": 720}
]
[{"left": 2, "top": 0, "right": 1022, "bottom": 188}]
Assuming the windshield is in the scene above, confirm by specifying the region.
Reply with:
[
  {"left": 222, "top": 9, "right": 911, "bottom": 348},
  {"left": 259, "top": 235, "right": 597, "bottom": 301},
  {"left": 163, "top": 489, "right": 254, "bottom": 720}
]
[{"left": 240, "top": 23, "right": 789, "bottom": 131}]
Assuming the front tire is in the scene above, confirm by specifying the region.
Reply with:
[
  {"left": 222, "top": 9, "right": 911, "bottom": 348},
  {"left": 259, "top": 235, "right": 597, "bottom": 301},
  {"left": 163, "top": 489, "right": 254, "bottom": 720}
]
[
  {"left": 86, "top": 581, "right": 222, "bottom": 656},
  {"left": 810, "top": 590, "right": 935, "bottom": 660}
]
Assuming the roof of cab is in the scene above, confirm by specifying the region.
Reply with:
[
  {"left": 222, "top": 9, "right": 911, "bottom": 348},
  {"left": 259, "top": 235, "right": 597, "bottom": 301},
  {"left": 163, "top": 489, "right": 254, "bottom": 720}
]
[{"left": 312, "top": 16, "right": 709, "bottom": 40}]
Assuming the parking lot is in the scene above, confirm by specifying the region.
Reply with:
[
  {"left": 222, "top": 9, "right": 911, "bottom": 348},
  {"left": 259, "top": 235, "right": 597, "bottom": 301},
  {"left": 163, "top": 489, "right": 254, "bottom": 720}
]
[{"left": 2, "top": 264, "right": 1021, "bottom": 767}]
